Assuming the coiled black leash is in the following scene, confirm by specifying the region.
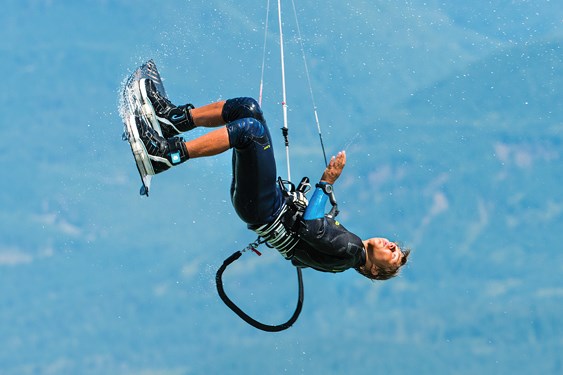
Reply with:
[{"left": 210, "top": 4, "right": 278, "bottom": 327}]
[{"left": 215, "top": 239, "right": 304, "bottom": 332}]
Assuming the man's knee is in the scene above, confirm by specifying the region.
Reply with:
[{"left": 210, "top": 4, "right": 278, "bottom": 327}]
[
  {"left": 222, "top": 97, "right": 265, "bottom": 123},
  {"left": 226, "top": 118, "right": 268, "bottom": 149}
]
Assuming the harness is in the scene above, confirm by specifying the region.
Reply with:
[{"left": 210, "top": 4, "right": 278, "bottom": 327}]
[{"left": 253, "top": 177, "right": 310, "bottom": 259}]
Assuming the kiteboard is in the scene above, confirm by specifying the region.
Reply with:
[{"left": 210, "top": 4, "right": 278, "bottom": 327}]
[{"left": 119, "top": 60, "right": 167, "bottom": 196}]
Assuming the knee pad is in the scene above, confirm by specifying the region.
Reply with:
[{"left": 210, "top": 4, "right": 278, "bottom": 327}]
[
  {"left": 222, "top": 97, "right": 265, "bottom": 123},
  {"left": 227, "top": 118, "right": 268, "bottom": 149}
]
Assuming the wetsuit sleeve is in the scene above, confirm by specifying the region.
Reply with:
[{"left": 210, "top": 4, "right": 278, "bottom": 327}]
[{"left": 303, "top": 186, "right": 328, "bottom": 220}]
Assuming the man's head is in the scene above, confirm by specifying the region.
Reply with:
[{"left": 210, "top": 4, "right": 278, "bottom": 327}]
[{"left": 357, "top": 237, "right": 410, "bottom": 281}]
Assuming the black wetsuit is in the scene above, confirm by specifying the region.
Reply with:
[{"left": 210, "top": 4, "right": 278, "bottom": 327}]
[
  {"left": 292, "top": 216, "right": 366, "bottom": 273},
  {"left": 224, "top": 97, "right": 365, "bottom": 273}
]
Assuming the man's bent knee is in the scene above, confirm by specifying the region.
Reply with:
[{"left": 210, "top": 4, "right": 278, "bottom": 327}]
[
  {"left": 222, "top": 97, "right": 265, "bottom": 123},
  {"left": 226, "top": 118, "right": 269, "bottom": 149}
]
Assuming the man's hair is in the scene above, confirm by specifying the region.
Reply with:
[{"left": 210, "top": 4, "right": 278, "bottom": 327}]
[{"left": 357, "top": 247, "right": 411, "bottom": 281}]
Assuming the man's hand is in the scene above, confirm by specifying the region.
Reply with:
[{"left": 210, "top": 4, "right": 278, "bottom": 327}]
[{"left": 320, "top": 151, "right": 346, "bottom": 184}]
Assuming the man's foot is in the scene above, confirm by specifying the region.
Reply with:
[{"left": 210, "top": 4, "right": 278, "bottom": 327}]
[
  {"left": 135, "top": 116, "right": 189, "bottom": 174},
  {"left": 140, "top": 78, "right": 196, "bottom": 138}
]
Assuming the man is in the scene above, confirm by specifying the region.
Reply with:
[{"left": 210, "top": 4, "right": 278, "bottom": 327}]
[{"left": 134, "top": 78, "right": 409, "bottom": 280}]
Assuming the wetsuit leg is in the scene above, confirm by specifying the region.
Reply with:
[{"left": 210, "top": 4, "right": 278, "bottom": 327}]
[
  {"left": 224, "top": 98, "right": 283, "bottom": 226},
  {"left": 222, "top": 97, "right": 266, "bottom": 125}
]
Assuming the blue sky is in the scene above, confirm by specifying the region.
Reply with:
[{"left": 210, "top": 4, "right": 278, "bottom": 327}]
[{"left": 1, "top": 1, "right": 561, "bottom": 374}]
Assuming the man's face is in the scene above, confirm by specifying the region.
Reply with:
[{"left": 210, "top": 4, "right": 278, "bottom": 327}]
[{"left": 366, "top": 237, "right": 404, "bottom": 270}]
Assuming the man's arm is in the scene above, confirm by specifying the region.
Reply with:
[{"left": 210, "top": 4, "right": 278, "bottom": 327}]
[
  {"left": 298, "top": 151, "right": 365, "bottom": 269},
  {"left": 303, "top": 151, "right": 346, "bottom": 220}
]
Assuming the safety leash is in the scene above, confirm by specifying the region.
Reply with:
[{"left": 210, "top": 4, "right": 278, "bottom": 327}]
[{"left": 215, "top": 238, "right": 304, "bottom": 332}]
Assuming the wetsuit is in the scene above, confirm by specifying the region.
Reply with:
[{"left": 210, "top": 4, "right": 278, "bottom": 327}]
[{"left": 224, "top": 97, "right": 365, "bottom": 273}]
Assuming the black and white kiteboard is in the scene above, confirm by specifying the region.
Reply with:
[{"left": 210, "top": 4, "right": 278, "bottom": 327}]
[{"left": 119, "top": 60, "right": 167, "bottom": 196}]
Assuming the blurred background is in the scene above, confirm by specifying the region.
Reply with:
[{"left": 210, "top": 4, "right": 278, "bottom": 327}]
[{"left": 1, "top": 0, "right": 561, "bottom": 374}]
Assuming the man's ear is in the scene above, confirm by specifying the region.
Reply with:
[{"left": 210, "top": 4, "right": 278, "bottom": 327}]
[
  {"left": 359, "top": 264, "right": 379, "bottom": 278},
  {"left": 369, "top": 264, "right": 379, "bottom": 277}
]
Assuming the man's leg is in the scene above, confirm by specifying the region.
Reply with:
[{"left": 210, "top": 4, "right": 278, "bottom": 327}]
[
  {"left": 181, "top": 97, "right": 268, "bottom": 159},
  {"left": 175, "top": 100, "right": 230, "bottom": 158},
  {"left": 136, "top": 96, "right": 267, "bottom": 167},
  {"left": 221, "top": 98, "right": 281, "bottom": 225},
  {"left": 191, "top": 101, "right": 226, "bottom": 128},
  {"left": 136, "top": 95, "right": 281, "bottom": 223},
  {"left": 185, "top": 97, "right": 281, "bottom": 225},
  {"left": 135, "top": 100, "right": 230, "bottom": 169},
  {"left": 141, "top": 79, "right": 231, "bottom": 136},
  {"left": 183, "top": 127, "right": 230, "bottom": 158},
  {"left": 188, "top": 96, "right": 266, "bottom": 129},
  {"left": 227, "top": 117, "right": 282, "bottom": 226}
]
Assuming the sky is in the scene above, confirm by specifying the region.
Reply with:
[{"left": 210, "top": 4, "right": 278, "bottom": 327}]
[{"left": 1, "top": 1, "right": 562, "bottom": 374}]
